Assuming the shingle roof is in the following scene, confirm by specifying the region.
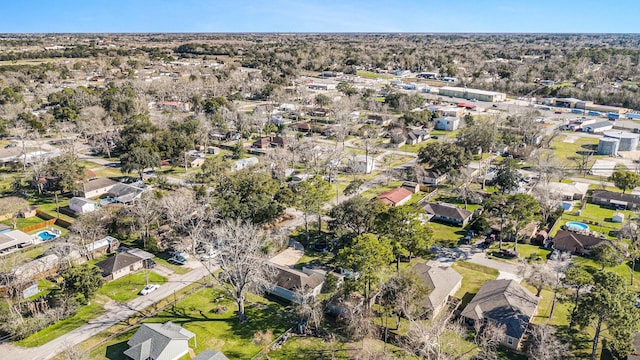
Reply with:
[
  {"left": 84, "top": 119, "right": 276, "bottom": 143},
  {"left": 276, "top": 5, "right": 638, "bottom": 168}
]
[
  {"left": 95, "top": 252, "right": 142, "bottom": 276},
  {"left": 593, "top": 190, "right": 640, "bottom": 205},
  {"left": 422, "top": 202, "right": 472, "bottom": 221},
  {"left": 460, "top": 280, "right": 538, "bottom": 339},
  {"left": 272, "top": 266, "right": 324, "bottom": 291},
  {"left": 552, "top": 230, "right": 605, "bottom": 251},
  {"left": 193, "top": 350, "right": 230, "bottom": 360},
  {"left": 82, "top": 177, "right": 118, "bottom": 194},
  {"left": 412, "top": 263, "right": 462, "bottom": 314},
  {"left": 377, "top": 187, "right": 413, "bottom": 206},
  {"left": 124, "top": 322, "right": 195, "bottom": 360}
]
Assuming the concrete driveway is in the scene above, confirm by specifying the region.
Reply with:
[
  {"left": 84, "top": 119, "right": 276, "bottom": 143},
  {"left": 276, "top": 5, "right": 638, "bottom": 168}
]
[{"left": 269, "top": 245, "right": 305, "bottom": 267}]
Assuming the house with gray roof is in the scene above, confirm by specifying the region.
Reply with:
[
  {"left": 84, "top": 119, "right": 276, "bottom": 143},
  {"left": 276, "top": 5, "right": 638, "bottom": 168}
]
[
  {"left": 460, "top": 279, "right": 538, "bottom": 350},
  {"left": 95, "top": 252, "right": 144, "bottom": 281},
  {"left": 422, "top": 202, "right": 473, "bottom": 227},
  {"left": 124, "top": 321, "right": 195, "bottom": 360},
  {"left": 267, "top": 265, "right": 324, "bottom": 303},
  {"left": 193, "top": 350, "right": 230, "bottom": 360},
  {"left": 81, "top": 177, "right": 119, "bottom": 198},
  {"left": 108, "top": 183, "right": 144, "bottom": 203},
  {"left": 412, "top": 263, "right": 462, "bottom": 319}
]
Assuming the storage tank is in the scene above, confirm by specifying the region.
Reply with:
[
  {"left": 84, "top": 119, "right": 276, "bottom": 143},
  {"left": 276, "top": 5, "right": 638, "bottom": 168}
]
[
  {"left": 604, "top": 131, "right": 639, "bottom": 151},
  {"left": 597, "top": 137, "right": 619, "bottom": 155}
]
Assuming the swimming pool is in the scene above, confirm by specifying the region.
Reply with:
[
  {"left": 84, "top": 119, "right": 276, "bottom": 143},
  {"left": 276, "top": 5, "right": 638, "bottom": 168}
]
[
  {"left": 566, "top": 221, "right": 589, "bottom": 232},
  {"left": 36, "top": 231, "right": 58, "bottom": 241}
]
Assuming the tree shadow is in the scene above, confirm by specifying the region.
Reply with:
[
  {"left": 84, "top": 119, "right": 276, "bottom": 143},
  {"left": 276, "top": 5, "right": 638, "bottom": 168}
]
[{"left": 105, "top": 340, "right": 129, "bottom": 360}]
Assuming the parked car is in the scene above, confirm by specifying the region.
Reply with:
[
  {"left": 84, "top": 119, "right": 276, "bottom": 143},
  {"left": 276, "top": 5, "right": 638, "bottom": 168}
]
[
  {"left": 139, "top": 284, "right": 160, "bottom": 295},
  {"left": 200, "top": 250, "right": 221, "bottom": 261},
  {"left": 168, "top": 255, "right": 187, "bottom": 265},
  {"left": 497, "top": 249, "right": 519, "bottom": 258}
]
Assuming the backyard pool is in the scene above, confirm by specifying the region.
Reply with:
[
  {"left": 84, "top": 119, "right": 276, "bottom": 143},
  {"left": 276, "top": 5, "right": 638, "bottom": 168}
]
[
  {"left": 36, "top": 230, "right": 60, "bottom": 241},
  {"left": 565, "top": 221, "right": 589, "bottom": 232}
]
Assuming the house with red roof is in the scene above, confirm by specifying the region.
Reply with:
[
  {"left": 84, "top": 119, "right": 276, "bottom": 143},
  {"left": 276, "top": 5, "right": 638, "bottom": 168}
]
[{"left": 377, "top": 187, "right": 413, "bottom": 207}]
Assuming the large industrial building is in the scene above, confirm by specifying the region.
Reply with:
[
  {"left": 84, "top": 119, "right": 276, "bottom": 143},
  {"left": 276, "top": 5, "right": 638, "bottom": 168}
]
[
  {"left": 549, "top": 97, "right": 629, "bottom": 114},
  {"left": 437, "top": 86, "right": 506, "bottom": 102}
]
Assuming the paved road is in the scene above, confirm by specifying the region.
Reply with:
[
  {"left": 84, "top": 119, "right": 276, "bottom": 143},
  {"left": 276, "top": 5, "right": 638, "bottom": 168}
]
[
  {"left": 1, "top": 261, "right": 210, "bottom": 360},
  {"left": 430, "top": 244, "right": 523, "bottom": 282}
]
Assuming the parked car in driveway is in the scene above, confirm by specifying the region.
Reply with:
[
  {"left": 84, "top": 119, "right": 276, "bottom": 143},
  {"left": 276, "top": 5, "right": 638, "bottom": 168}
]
[
  {"left": 497, "top": 249, "right": 519, "bottom": 258},
  {"left": 139, "top": 284, "right": 160, "bottom": 295}
]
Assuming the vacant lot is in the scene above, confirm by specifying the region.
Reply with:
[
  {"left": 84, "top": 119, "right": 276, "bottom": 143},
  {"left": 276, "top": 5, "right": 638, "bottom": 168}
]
[{"left": 98, "top": 272, "right": 168, "bottom": 303}]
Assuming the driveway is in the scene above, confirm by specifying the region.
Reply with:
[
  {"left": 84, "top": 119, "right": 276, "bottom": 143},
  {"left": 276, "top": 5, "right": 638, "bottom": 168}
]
[
  {"left": 0, "top": 262, "right": 211, "bottom": 360},
  {"left": 430, "top": 245, "right": 523, "bottom": 282},
  {"left": 269, "top": 245, "right": 304, "bottom": 267}
]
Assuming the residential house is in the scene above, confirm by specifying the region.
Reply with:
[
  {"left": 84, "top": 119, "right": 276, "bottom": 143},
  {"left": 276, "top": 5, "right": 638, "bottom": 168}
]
[
  {"left": 81, "top": 177, "right": 119, "bottom": 198},
  {"left": 188, "top": 157, "right": 205, "bottom": 168},
  {"left": 592, "top": 190, "right": 640, "bottom": 210},
  {"left": 158, "top": 101, "right": 191, "bottom": 112},
  {"left": 85, "top": 236, "right": 120, "bottom": 258},
  {"left": 267, "top": 265, "right": 324, "bottom": 303},
  {"left": 422, "top": 202, "right": 473, "bottom": 227},
  {"left": 348, "top": 155, "right": 376, "bottom": 174},
  {"left": 407, "top": 129, "right": 429, "bottom": 145},
  {"left": 420, "top": 170, "right": 447, "bottom": 185},
  {"left": 460, "top": 279, "right": 538, "bottom": 350},
  {"left": 377, "top": 187, "right": 413, "bottom": 207},
  {"left": 292, "top": 122, "right": 312, "bottom": 132},
  {"left": 366, "top": 114, "right": 391, "bottom": 126},
  {"left": 108, "top": 183, "right": 144, "bottom": 204},
  {"left": 434, "top": 117, "right": 460, "bottom": 131},
  {"left": 96, "top": 252, "right": 144, "bottom": 281},
  {"left": 206, "top": 146, "right": 220, "bottom": 155},
  {"left": 0, "top": 230, "right": 35, "bottom": 254},
  {"left": 193, "top": 350, "right": 230, "bottom": 360},
  {"left": 412, "top": 263, "right": 462, "bottom": 319},
  {"left": 252, "top": 136, "right": 286, "bottom": 149},
  {"left": 69, "top": 197, "right": 98, "bottom": 214},
  {"left": 401, "top": 181, "right": 420, "bottom": 194},
  {"left": 232, "top": 157, "right": 259, "bottom": 171},
  {"left": 551, "top": 230, "right": 607, "bottom": 254},
  {"left": 124, "top": 321, "right": 196, "bottom": 360},
  {"left": 547, "top": 181, "right": 590, "bottom": 201}
]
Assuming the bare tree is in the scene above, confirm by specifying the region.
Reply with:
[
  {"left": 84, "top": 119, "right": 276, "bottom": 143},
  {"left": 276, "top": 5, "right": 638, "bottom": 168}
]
[
  {"left": 129, "top": 193, "right": 160, "bottom": 250},
  {"left": 294, "top": 288, "right": 324, "bottom": 333},
  {"left": 403, "top": 315, "right": 464, "bottom": 360},
  {"left": 211, "top": 219, "right": 274, "bottom": 323},
  {"left": 527, "top": 324, "right": 570, "bottom": 360},
  {"left": 474, "top": 322, "right": 506, "bottom": 360},
  {"left": 70, "top": 210, "right": 109, "bottom": 259},
  {"left": 519, "top": 262, "right": 551, "bottom": 297},
  {"left": 3, "top": 197, "right": 29, "bottom": 229}
]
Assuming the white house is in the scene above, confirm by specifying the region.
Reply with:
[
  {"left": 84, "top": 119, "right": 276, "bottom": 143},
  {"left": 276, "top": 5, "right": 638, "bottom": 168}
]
[
  {"left": 69, "top": 197, "right": 97, "bottom": 214},
  {"left": 434, "top": 117, "right": 460, "bottom": 131},
  {"left": 81, "top": 177, "right": 119, "bottom": 199},
  {"left": 232, "top": 157, "right": 259, "bottom": 171},
  {"left": 348, "top": 155, "right": 376, "bottom": 174}
]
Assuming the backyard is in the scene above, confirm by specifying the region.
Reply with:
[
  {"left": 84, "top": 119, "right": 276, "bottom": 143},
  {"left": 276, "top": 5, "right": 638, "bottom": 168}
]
[{"left": 550, "top": 203, "right": 632, "bottom": 239}]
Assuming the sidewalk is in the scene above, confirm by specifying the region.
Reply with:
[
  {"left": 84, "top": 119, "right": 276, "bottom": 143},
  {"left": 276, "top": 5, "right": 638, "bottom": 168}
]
[{"left": 1, "top": 261, "right": 209, "bottom": 360}]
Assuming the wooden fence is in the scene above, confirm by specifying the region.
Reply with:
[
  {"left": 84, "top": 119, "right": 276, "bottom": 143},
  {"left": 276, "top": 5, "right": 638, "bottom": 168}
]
[{"left": 19, "top": 218, "right": 56, "bottom": 233}]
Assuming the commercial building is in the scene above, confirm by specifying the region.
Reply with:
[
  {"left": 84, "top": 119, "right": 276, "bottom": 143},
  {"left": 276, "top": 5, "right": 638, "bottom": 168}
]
[{"left": 437, "top": 86, "right": 506, "bottom": 102}]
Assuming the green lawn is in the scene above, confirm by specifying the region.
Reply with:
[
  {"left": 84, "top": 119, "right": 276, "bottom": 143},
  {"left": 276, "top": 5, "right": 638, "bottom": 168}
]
[
  {"left": 0, "top": 215, "right": 48, "bottom": 229},
  {"left": 90, "top": 287, "right": 294, "bottom": 359},
  {"left": 429, "top": 222, "right": 466, "bottom": 247},
  {"left": 97, "top": 271, "right": 168, "bottom": 303},
  {"left": 486, "top": 244, "right": 550, "bottom": 264},
  {"left": 522, "top": 284, "right": 570, "bottom": 326},
  {"left": 451, "top": 261, "right": 499, "bottom": 309},
  {"left": 549, "top": 135, "right": 600, "bottom": 165},
  {"left": 572, "top": 256, "right": 640, "bottom": 292},
  {"left": 93, "top": 167, "right": 129, "bottom": 178},
  {"left": 356, "top": 70, "right": 394, "bottom": 79},
  {"left": 15, "top": 300, "right": 106, "bottom": 347}
]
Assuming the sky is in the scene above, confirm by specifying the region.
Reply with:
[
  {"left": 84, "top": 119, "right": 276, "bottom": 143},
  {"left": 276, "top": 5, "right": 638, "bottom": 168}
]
[{"left": 1, "top": 0, "right": 639, "bottom": 33}]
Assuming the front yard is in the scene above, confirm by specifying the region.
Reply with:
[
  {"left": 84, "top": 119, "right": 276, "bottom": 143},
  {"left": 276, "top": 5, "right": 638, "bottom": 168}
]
[
  {"left": 451, "top": 261, "right": 499, "bottom": 309},
  {"left": 97, "top": 271, "right": 168, "bottom": 303},
  {"left": 90, "top": 287, "right": 294, "bottom": 359}
]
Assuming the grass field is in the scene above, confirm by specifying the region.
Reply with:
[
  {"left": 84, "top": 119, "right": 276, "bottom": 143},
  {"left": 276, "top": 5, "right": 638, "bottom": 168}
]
[
  {"left": 522, "top": 285, "right": 570, "bottom": 327},
  {"left": 89, "top": 287, "right": 294, "bottom": 359},
  {"left": 15, "top": 297, "right": 107, "bottom": 348},
  {"left": 429, "top": 222, "right": 466, "bottom": 247},
  {"left": 356, "top": 70, "right": 394, "bottom": 79},
  {"left": 97, "top": 271, "right": 168, "bottom": 303},
  {"left": 451, "top": 261, "right": 499, "bottom": 309},
  {"left": 549, "top": 134, "right": 600, "bottom": 166}
]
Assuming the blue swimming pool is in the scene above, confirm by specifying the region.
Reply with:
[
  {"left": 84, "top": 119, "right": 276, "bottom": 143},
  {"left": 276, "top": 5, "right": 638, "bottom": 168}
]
[
  {"left": 37, "top": 231, "right": 58, "bottom": 241},
  {"left": 566, "top": 221, "right": 589, "bottom": 232}
]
